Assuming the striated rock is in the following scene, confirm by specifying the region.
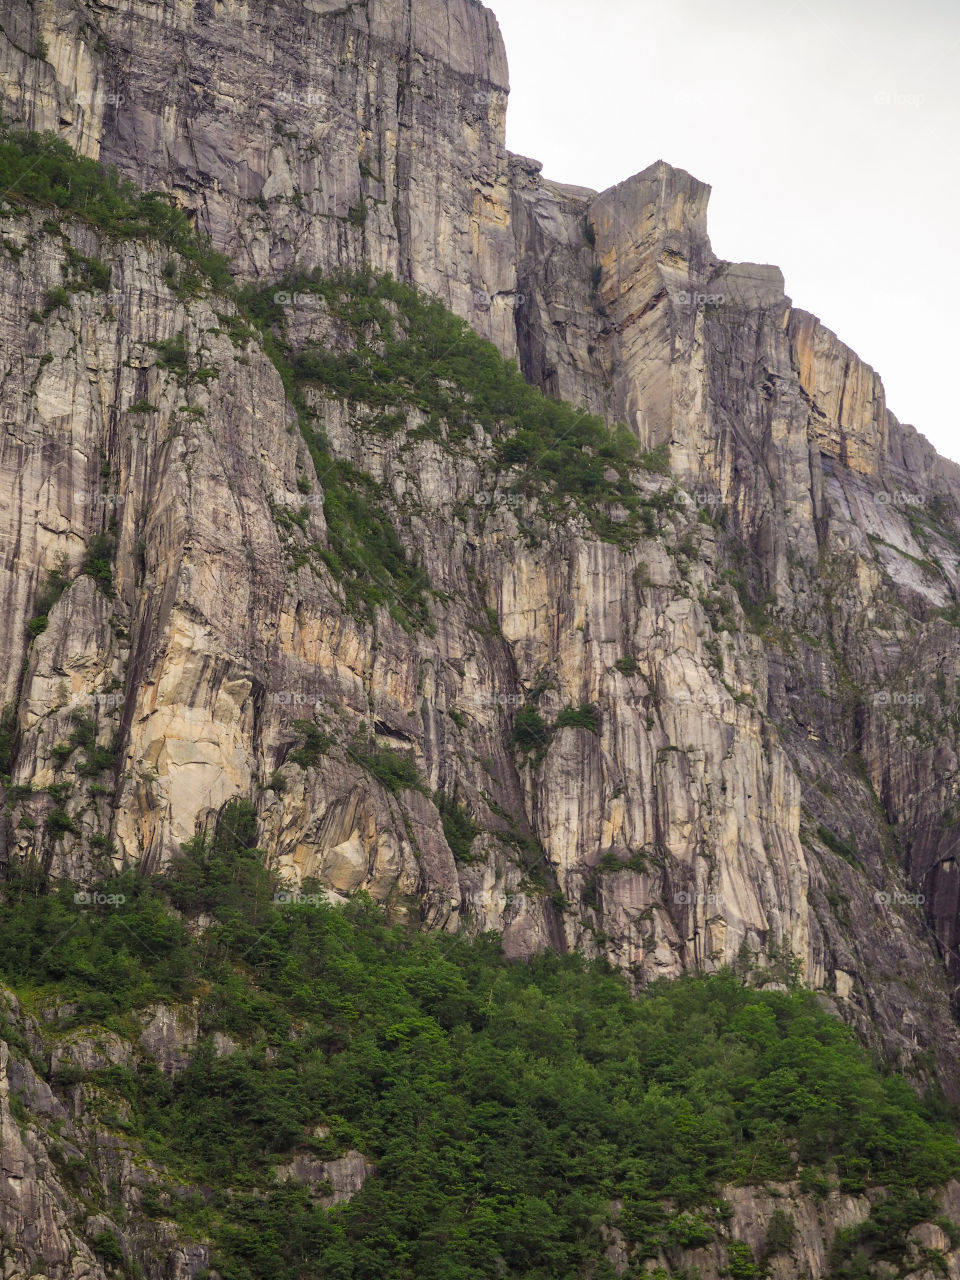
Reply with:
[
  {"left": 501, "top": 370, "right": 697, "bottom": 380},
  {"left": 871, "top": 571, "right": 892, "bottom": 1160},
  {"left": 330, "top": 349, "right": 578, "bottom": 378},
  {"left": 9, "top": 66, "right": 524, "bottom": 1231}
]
[
  {"left": 510, "top": 154, "right": 611, "bottom": 417},
  {"left": 1, "top": 156, "right": 960, "bottom": 1105},
  {"left": 50, "top": 1028, "right": 131, "bottom": 1077},
  {"left": 0, "top": 0, "right": 520, "bottom": 353},
  {"left": 138, "top": 1004, "right": 199, "bottom": 1076},
  {"left": 599, "top": 1181, "right": 960, "bottom": 1280},
  {"left": 276, "top": 1150, "right": 374, "bottom": 1207},
  {"left": 1, "top": 1038, "right": 109, "bottom": 1280},
  {"left": 0, "top": 4, "right": 959, "bottom": 1267}
]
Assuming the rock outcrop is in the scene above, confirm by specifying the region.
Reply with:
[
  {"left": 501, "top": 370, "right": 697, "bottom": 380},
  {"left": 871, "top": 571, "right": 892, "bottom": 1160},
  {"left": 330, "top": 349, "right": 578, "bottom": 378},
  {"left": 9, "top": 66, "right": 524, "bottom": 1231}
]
[
  {"left": 0, "top": 0, "right": 519, "bottom": 351},
  {"left": 2, "top": 0, "right": 960, "bottom": 1147},
  {"left": 4, "top": 0, "right": 960, "bottom": 1275}
]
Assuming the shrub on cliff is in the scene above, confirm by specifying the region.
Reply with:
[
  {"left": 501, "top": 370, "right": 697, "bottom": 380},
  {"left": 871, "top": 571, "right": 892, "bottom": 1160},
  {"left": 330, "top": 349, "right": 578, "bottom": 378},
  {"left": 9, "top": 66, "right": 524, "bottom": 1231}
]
[{"left": 0, "top": 124, "right": 232, "bottom": 289}]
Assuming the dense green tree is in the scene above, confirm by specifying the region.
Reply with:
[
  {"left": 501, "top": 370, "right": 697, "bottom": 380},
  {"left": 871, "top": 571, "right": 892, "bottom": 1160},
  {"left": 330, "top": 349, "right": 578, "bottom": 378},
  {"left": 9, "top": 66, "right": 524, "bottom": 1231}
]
[{"left": 2, "top": 816, "right": 959, "bottom": 1278}]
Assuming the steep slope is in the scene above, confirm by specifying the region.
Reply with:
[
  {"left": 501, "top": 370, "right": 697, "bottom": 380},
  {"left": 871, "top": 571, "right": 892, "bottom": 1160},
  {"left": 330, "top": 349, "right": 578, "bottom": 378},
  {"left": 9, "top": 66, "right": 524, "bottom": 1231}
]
[
  {"left": 0, "top": 0, "right": 519, "bottom": 349},
  {"left": 5, "top": 0, "right": 960, "bottom": 1274},
  {"left": 3, "top": 150, "right": 959, "bottom": 1100},
  {"left": 2, "top": 3, "right": 960, "bottom": 1274}
]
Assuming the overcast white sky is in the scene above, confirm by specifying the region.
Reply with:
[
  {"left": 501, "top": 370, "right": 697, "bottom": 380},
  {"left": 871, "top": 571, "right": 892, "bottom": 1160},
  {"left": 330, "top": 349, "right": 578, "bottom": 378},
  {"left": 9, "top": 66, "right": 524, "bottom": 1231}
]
[{"left": 491, "top": 0, "right": 959, "bottom": 462}]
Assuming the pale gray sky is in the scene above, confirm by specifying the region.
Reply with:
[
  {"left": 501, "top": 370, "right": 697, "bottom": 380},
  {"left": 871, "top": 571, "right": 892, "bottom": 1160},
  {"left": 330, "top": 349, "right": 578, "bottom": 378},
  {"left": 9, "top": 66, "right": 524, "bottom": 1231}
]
[{"left": 492, "top": 0, "right": 959, "bottom": 462}]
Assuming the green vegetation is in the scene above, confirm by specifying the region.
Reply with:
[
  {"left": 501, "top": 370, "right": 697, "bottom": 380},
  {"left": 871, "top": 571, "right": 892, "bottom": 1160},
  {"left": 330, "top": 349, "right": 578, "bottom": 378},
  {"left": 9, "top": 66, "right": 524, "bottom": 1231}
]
[
  {"left": 511, "top": 700, "right": 599, "bottom": 762},
  {"left": 555, "top": 702, "right": 600, "bottom": 733},
  {"left": 4, "top": 122, "right": 960, "bottom": 1278},
  {"left": 596, "top": 848, "right": 649, "bottom": 875},
  {"left": 50, "top": 711, "right": 116, "bottom": 776},
  {"left": 817, "top": 824, "right": 859, "bottom": 865},
  {"left": 164, "top": 800, "right": 271, "bottom": 926},
  {"left": 0, "top": 703, "right": 15, "bottom": 776},
  {"left": 90, "top": 1230, "right": 125, "bottom": 1268},
  {"left": 240, "top": 270, "right": 653, "bottom": 548},
  {"left": 61, "top": 243, "right": 112, "bottom": 292},
  {"left": 41, "top": 284, "right": 70, "bottom": 316},
  {"left": 346, "top": 736, "right": 424, "bottom": 794},
  {"left": 316, "top": 463, "right": 432, "bottom": 632},
  {"left": 150, "top": 332, "right": 189, "bottom": 375},
  {"left": 725, "top": 1240, "right": 761, "bottom": 1280},
  {"left": 237, "top": 277, "right": 437, "bottom": 630},
  {"left": 346, "top": 199, "right": 367, "bottom": 226},
  {"left": 3, "top": 124, "right": 682, "bottom": 630},
  {"left": 720, "top": 564, "right": 774, "bottom": 634},
  {"left": 0, "top": 125, "right": 232, "bottom": 290},
  {"left": 1, "top": 813, "right": 959, "bottom": 1278},
  {"left": 637, "top": 442, "right": 671, "bottom": 474},
  {"left": 243, "top": 290, "right": 433, "bottom": 628},
  {"left": 80, "top": 532, "right": 115, "bottom": 593},
  {"left": 763, "top": 1208, "right": 796, "bottom": 1256},
  {"left": 0, "top": 862, "right": 189, "bottom": 1015},
  {"left": 45, "top": 807, "right": 80, "bottom": 839},
  {"left": 435, "top": 790, "right": 482, "bottom": 861},
  {"left": 25, "top": 556, "right": 70, "bottom": 639},
  {"left": 286, "top": 720, "right": 331, "bottom": 770},
  {"left": 511, "top": 702, "right": 551, "bottom": 755},
  {"left": 830, "top": 1192, "right": 946, "bottom": 1279}
]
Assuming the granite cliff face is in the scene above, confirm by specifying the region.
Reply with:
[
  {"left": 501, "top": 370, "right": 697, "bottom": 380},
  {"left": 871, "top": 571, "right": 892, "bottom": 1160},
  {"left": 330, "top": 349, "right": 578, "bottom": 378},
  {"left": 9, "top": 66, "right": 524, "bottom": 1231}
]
[
  {"left": 0, "top": 0, "right": 519, "bottom": 349},
  {"left": 3, "top": 0, "right": 960, "bottom": 1068},
  {"left": 3, "top": 1, "right": 960, "bottom": 1273}
]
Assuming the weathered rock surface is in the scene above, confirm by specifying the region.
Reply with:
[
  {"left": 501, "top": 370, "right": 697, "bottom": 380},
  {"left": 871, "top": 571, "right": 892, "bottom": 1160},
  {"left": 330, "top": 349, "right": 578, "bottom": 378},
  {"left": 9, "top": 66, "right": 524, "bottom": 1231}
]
[
  {"left": 0, "top": 991, "right": 217, "bottom": 1280},
  {"left": 2, "top": 199, "right": 958, "bottom": 1106},
  {"left": 602, "top": 1180, "right": 960, "bottom": 1280},
  {"left": 3, "top": 0, "right": 960, "bottom": 1272},
  {"left": 7, "top": 983, "right": 960, "bottom": 1280},
  {"left": 277, "top": 1149, "right": 374, "bottom": 1207},
  {"left": 0, "top": 0, "right": 519, "bottom": 352},
  {"left": 1, "top": 0, "right": 960, "bottom": 1066}
]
